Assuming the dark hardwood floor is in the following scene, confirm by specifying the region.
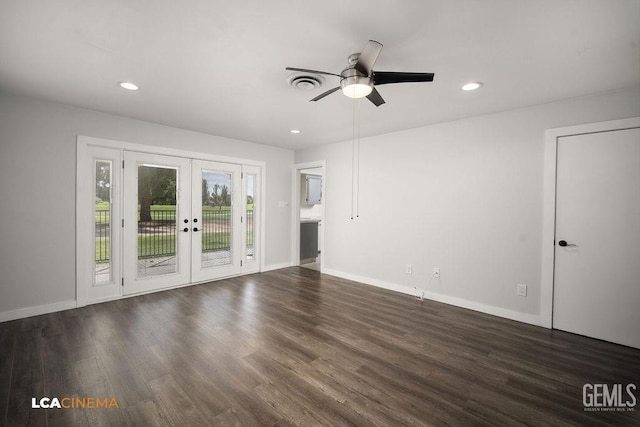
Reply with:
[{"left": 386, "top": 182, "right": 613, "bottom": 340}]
[{"left": 1, "top": 267, "right": 638, "bottom": 426}]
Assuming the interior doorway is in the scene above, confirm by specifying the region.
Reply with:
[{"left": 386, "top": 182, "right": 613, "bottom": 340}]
[{"left": 293, "top": 161, "right": 326, "bottom": 272}]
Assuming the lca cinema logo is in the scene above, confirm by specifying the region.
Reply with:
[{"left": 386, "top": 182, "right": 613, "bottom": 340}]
[
  {"left": 583, "top": 383, "right": 636, "bottom": 412},
  {"left": 31, "top": 397, "right": 119, "bottom": 409}
]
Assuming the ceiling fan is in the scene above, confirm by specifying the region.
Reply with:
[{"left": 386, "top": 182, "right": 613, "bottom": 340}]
[{"left": 286, "top": 40, "right": 435, "bottom": 107}]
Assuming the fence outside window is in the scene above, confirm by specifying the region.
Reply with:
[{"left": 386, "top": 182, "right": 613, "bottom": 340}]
[{"left": 95, "top": 208, "right": 254, "bottom": 262}]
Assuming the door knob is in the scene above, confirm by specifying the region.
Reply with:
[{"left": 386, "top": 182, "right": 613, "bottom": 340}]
[
  {"left": 193, "top": 227, "right": 199, "bottom": 232},
  {"left": 183, "top": 227, "right": 189, "bottom": 232},
  {"left": 558, "top": 240, "right": 576, "bottom": 247}
]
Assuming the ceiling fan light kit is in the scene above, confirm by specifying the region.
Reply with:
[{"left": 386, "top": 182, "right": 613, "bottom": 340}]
[
  {"left": 341, "top": 77, "right": 373, "bottom": 98},
  {"left": 286, "top": 40, "right": 435, "bottom": 107}
]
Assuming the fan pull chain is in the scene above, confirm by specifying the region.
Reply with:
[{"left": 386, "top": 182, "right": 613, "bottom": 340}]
[
  {"left": 355, "top": 97, "right": 361, "bottom": 218},
  {"left": 351, "top": 98, "right": 362, "bottom": 220},
  {"left": 351, "top": 99, "right": 356, "bottom": 219}
]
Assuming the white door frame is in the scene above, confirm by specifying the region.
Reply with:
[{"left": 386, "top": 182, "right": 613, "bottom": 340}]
[
  {"left": 541, "top": 117, "right": 640, "bottom": 328},
  {"left": 76, "top": 135, "right": 266, "bottom": 307},
  {"left": 292, "top": 160, "right": 326, "bottom": 270}
]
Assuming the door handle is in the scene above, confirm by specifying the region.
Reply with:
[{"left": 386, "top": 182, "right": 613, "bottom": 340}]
[
  {"left": 193, "top": 227, "right": 199, "bottom": 232},
  {"left": 182, "top": 227, "right": 189, "bottom": 232},
  {"left": 558, "top": 240, "right": 576, "bottom": 247}
]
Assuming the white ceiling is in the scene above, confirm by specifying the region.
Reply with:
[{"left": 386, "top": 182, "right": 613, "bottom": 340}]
[{"left": 1, "top": 0, "right": 638, "bottom": 150}]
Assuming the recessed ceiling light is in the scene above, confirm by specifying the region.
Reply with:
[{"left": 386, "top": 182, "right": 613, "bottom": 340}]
[
  {"left": 290, "top": 129, "right": 301, "bottom": 134},
  {"left": 461, "top": 82, "right": 482, "bottom": 91},
  {"left": 119, "top": 82, "right": 140, "bottom": 91}
]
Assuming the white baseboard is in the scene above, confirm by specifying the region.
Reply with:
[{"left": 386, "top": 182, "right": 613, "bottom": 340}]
[
  {"left": 0, "top": 265, "right": 293, "bottom": 323},
  {"left": 323, "top": 268, "right": 546, "bottom": 328},
  {"left": 1, "top": 268, "right": 545, "bottom": 328},
  {"left": 420, "top": 290, "right": 546, "bottom": 327},
  {"left": 0, "top": 300, "right": 78, "bottom": 323},
  {"left": 262, "top": 261, "right": 294, "bottom": 272}
]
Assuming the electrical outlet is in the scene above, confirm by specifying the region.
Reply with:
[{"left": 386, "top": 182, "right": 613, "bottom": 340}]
[
  {"left": 517, "top": 283, "right": 527, "bottom": 297},
  {"left": 433, "top": 268, "right": 440, "bottom": 278},
  {"left": 406, "top": 264, "right": 412, "bottom": 274}
]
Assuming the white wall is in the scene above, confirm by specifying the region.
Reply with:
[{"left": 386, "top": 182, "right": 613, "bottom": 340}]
[
  {"left": 0, "top": 91, "right": 293, "bottom": 316},
  {"left": 295, "top": 87, "right": 640, "bottom": 326},
  {"left": 2, "top": 87, "right": 638, "bottom": 324}
]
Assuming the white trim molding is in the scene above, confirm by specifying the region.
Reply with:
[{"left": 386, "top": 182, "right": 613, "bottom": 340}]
[
  {"left": 323, "top": 268, "right": 546, "bottom": 327},
  {"left": 0, "top": 300, "right": 77, "bottom": 323},
  {"left": 78, "top": 135, "right": 268, "bottom": 167}
]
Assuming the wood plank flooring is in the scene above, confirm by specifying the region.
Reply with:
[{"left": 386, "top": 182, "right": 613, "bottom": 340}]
[{"left": 1, "top": 267, "right": 638, "bottom": 426}]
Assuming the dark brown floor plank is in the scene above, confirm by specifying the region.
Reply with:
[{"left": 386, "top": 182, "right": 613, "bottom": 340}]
[
  {"left": 146, "top": 374, "right": 210, "bottom": 425},
  {"left": 2, "top": 267, "right": 639, "bottom": 426}
]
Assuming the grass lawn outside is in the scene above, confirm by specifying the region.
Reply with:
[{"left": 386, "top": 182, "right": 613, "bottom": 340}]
[{"left": 95, "top": 231, "right": 246, "bottom": 261}]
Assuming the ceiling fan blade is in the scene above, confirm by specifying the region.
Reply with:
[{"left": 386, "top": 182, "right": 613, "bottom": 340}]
[
  {"left": 286, "top": 67, "right": 341, "bottom": 77},
  {"left": 366, "top": 87, "right": 385, "bottom": 107},
  {"left": 355, "top": 40, "right": 383, "bottom": 76},
  {"left": 310, "top": 86, "right": 341, "bottom": 102},
  {"left": 373, "top": 71, "right": 435, "bottom": 85}
]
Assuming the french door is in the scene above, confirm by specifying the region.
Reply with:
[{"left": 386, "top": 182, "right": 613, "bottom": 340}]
[
  {"left": 123, "top": 152, "right": 192, "bottom": 294},
  {"left": 122, "top": 152, "right": 256, "bottom": 295},
  {"left": 191, "top": 160, "right": 242, "bottom": 282},
  {"left": 77, "top": 138, "right": 263, "bottom": 305}
]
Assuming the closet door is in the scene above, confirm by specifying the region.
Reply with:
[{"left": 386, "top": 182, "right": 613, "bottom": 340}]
[
  {"left": 191, "top": 160, "right": 242, "bottom": 282},
  {"left": 123, "top": 152, "right": 192, "bottom": 295},
  {"left": 553, "top": 127, "right": 640, "bottom": 348}
]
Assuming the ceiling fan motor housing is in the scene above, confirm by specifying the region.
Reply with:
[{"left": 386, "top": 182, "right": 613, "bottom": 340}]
[{"left": 340, "top": 66, "right": 373, "bottom": 97}]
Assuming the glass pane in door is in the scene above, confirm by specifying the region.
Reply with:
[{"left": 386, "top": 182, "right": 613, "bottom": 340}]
[
  {"left": 94, "top": 160, "right": 112, "bottom": 283},
  {"left": 137, "top": 165, "right": 178, "bottom": 278},
  {"left": 201, "top": 170, "right": 233, "bottom": 268},
  {"left": 246, "top": 174, "right": 255, "bottom": 261}
]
